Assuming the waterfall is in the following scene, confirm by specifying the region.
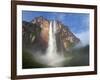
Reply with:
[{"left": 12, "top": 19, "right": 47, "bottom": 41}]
[
  {"left": 46, "top": 21, "right": 57, "bottom": 59},
  {"left": 45, "top": 20, "right": 65, "bottom": 66},
  {"left": 34, "top": 20, "right": 65, "bottom": 67}
]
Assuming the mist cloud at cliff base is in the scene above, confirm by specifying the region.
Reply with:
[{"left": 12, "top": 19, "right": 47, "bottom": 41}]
[{"left": 75, "top": 30, "right": 89, "bottom": 48}]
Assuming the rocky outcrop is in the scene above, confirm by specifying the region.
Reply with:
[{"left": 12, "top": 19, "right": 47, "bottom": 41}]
[
  {"left": 31, "top": 16, "right": 50, "bottom": 47},
  {"left": 55, "top": 20, "right": 80, "bottom": 52},
  {"left": 22, "top": 16, "right": 80, "bottom": 52}
]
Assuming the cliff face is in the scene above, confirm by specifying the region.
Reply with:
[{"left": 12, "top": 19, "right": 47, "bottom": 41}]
[
  {"left": 22, "top": 16, "right": 80, "bottom": 52},
  {"left": 56, "top": 21, "right": 80, "bottom": 52},
  {"left": 31, "top": 16, "right": 50, "bottom": 47}
]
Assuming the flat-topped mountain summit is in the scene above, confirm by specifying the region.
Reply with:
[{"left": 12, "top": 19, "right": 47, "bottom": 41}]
[{"left": 22, "top": 16, "right": 80, "bottom": 53}]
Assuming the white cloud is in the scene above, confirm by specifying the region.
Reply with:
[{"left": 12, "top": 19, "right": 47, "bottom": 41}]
[{"left": 75, "top": 30, "right": 89, "bottom": 46}]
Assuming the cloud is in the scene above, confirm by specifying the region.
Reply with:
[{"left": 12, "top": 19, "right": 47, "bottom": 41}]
[{"left": 75, "top": 30, "right": 89, "bottom": 46}]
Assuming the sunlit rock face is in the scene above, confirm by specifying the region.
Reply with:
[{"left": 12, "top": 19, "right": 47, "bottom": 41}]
[
  {"left": 31, "top": 16, "right": 50, "bottom": 48},
  {"left": 22, "top": 16, "right": 80, "bottom": 53},
  {"left": 55, "top": 20, "right": 80, "bottom": 52}
]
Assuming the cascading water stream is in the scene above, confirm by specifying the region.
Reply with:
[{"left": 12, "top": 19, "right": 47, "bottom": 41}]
[{"left": 46, "top": 21, "right": 57, "bottom": 59}]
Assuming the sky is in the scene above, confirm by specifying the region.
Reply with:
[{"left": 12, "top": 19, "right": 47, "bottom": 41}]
[{"left": 22, "top": 11, "right": 90, "bottom": 45}]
